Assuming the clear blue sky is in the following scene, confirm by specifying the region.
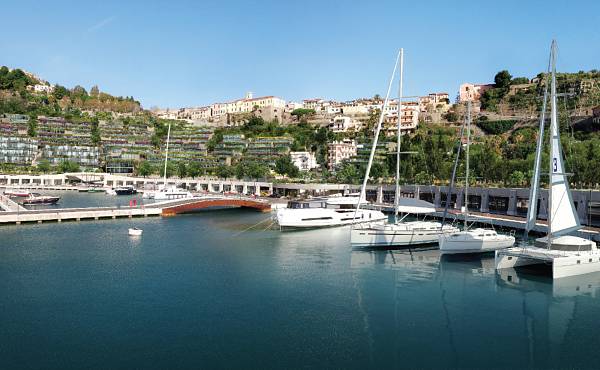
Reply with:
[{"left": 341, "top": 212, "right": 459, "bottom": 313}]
[{"left": 2, "top": 0, "right": 599, "bottom": 108}]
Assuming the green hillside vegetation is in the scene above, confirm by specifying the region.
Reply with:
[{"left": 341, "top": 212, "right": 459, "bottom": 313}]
[
  {"left": 2, "top": 66, "right": 600, "bottom": 188},
  {"left": 481, "top": 69, "right": 600, "bottom": 113},
  {"left": 0, "top": 66, "right": 141, "bottom": 117}
]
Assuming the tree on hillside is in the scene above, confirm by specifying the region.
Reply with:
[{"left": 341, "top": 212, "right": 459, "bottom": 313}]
[
  {"left": 511, "top": 77, "right": 529, "bottom": 85},
  {"left": 494, "top": 70, "right": 512, "bottom": 89},
  {"left": 334, "top": 161, "right": 360, "bottom": 184},
  {"left": 71, "top": 85, "right": 88, "bottom": 100},
  {"left": 187, "top": 161, "right": 204, "bottom": 178},
  {"left": 137, "top": 161, "right": 152, "bottom": 177},
  {"left": 37, "top": 159, "right": 51, "bottom": 173},
  {"left": 27, "top": 115, "right": 37, "bottom": 137},
  {"left": 275, "top": 155, "right": 299, "bottom": 178},
  {"left": 58, "top": 160, "right": 80, "bottom": 173},
  {"left": 216, "top": 164, "right": 234, "bottom": 179},
  {"left": 235, "top": 160, "right": 269, "bottom": 179},
  {"left": 291, "top": 108, "right": 316, "bottom": 120},
  {"left": 176, "top": 162, "right": 187, "bottom": 178},
  {"left": 52, "top": 85, "right": 70, "bottom": 100},
  {"left": 90, "top": 85, "right": 100, "bottom": 97}
]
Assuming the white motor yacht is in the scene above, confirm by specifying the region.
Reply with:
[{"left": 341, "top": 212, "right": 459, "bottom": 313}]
[
  {"left": 276, "top": 196, "right": 386, "bottom": 230},
  {"left": 151, "top": 186, "right": 194, "bottom": 200},
  {"left": 496, "top": 41, "right": 600, "bottom": 279}
]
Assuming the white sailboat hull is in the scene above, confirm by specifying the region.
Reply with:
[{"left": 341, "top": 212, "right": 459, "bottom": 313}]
[
  {"left": 351, "top": 222, "right": 459, "bottom": 247},
  {"left": 439, "top": 229, "right": 515, "bottom": 254},
  {"left": 276, "top": 208, "right": 386, "bottom": 230}
]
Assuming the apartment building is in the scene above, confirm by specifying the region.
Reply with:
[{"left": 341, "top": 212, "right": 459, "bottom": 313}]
[
  {"left": 383, "top": 103, "right": 420, "bottom": 136},
  {"left": 327, "top": 139, "right": 357, "bottom": 171}
]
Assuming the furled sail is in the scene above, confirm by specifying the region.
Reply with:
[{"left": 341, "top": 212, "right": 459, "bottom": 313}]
[{"left": 548, "top": 41, "right": 580, "bottom": 237}]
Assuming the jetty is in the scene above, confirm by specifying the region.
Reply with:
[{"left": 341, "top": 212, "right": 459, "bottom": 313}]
[{"left": 0, "top": 194, "right": 26, "bottom": 212}]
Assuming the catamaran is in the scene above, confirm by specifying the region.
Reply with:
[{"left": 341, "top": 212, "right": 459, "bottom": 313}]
[
  {"left": 350, "top": 48, "right": 459, "bottom": 248},
  {"left": 143, "top": 123, "right": 193, "bottom": 200},
  {"left": 438, "top": 100, "right": 515, "bottom": 254},
  {"left": 495, "top": 40, "right": 599, "bottom": 278}
]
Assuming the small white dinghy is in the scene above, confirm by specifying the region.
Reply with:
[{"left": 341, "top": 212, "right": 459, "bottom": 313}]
[{"left": 128, "top": 228, "right": 143, "bottom": 236}]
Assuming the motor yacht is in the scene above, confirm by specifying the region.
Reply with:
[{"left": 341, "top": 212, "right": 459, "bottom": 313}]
[
  {"left": 276, "top": 195, "right": 386, "bottom": 230},
  {"left": 21, "top": 193, "right": 60, "bottom": 205},
  {"left": 149, "top": 186, "right": 194, "bottom": 200},
  {"left": 114, "top": 185, "right": 137, "bottom": 195}
]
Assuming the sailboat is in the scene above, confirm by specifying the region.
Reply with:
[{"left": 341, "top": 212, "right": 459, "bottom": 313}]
[
  {"left": 438, "top": 99, "right": 515, "bottom": 254},
  {"left": 351, "top": 48, "right": 459, "bottom": 248},
  {"left": 143, "top": 124, "right": 193, "bottom": 200},
  {"left": 495, "top": 40, "right": 599, "bottom": 278}
]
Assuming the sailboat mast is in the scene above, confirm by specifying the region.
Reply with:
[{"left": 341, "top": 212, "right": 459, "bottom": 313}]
[
  {"left": 548, "top": 40, "right": 557, "bottom": 250},
  {"left": 163, "top": 123, "right": 171, "bottom": 185},
  {"left": 394, "top": 48, "right": 404, "bottom": 222},
  {"left": 354, "top": 50, "right": 401, "bottom": 220},
  {"left": 524, "top": 55, "right": 551, "bottom": 239},
  {"left": 464, "top": 100, "right": 471, "bottom": 230}
]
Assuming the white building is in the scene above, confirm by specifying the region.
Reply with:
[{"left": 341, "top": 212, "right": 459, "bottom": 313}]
[
  {"left": 325, "top": 105, "right": 342, "bottom": 115},
  {"left": 290, "top": 151, "right": 319, "bottom": 172},
  {"left": 329, "top": 116, "right": 360, "bottom": 132},
  {"left": 212, "top": 93, "right": 286, "bottom": 118},
  {"left": 29, "top": 84, "right": 55, "bottom": 93},
  {"left": 328, "top": 139, "right": 357, "bottom": 171},
  {"left": 341, "top": 103, "right": 370, "bottom": 116},
  {"left": 384, "top": 103, "right": 420, "bottom": 136},
  {"left": 302, "top": 98, "right": 326, "bottom": 110}
]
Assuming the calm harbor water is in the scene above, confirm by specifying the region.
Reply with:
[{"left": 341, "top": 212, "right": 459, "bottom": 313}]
[{"left": 2, "top": 203, "right": 600, "bottom": 368}]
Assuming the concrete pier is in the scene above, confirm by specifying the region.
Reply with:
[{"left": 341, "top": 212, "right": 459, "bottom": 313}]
[
  {"left": 0, "top": 194, "right": 26, "bottom": 212},
  {"left": 0, "top": 206, "right": 161, "bottom": 225}
]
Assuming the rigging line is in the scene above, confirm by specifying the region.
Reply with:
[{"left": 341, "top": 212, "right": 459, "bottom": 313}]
[
  {"left": 232, "top": 216, "right": 273, "bottom": 237},
  {"left": 440, "top": 119, "right": 466, "bottom": 228},
  {"left": 353, "top": 49, "right": 402, "bottom": 227}
]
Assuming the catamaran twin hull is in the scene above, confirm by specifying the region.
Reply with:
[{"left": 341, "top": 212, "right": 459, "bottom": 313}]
[
  {"left": 350, "top": 224, "right": 460, "bottom": 248},
  {"left": 276, "top": 209, "right": 386, "bottom": 230},
  {"left": 496, "top": 236, "right": 600, "bottom": 279}
]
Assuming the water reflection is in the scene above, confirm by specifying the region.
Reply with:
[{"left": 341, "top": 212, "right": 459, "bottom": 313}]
[{"left": 349, "top": 248, "right": 600, "bottom": 368}]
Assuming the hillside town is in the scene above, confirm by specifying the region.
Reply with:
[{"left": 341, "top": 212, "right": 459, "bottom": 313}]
[{"left": 1, "top": 65, "right": 600, "bottom": 186}]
